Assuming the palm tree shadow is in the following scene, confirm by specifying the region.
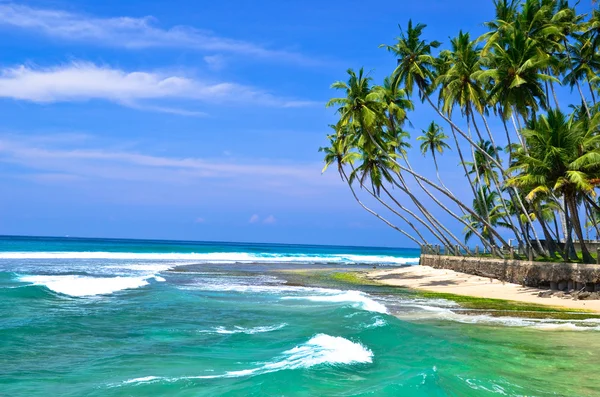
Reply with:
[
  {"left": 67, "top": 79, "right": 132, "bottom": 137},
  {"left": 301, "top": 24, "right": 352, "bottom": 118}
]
[{"left": 421, "top": 279, "right": 460, "bottom": 286}]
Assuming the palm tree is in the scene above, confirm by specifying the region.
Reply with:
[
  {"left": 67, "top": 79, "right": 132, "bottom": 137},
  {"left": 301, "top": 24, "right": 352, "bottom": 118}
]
[
  {"left": 416, "top": 121, "right": 451, "bottom": 184},
  {"left": 464, "top": 140, "right": 502, "bottom": 187},
  {"left": 477, "top": 29, "right": 556, "bottom": 129},
  {"left": 508, "top": 109, "right": 600, "bottom": 263},
  {"left": 463, "top": 186, "right": 512, "bottom": 245},
  {"left": 564, "top": 34, "right": 600, "bottom": 105},
  {"left": 380, "top": 20, "right": 441, "bottom": 98}
]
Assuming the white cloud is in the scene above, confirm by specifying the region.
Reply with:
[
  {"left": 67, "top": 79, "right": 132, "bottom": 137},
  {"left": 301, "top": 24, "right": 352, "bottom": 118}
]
[
  {"left": 0, "top": 3, "right": 320, "bottom": 65},
  {"left": 0, "top": 62, "right": 316, "bottom": 111},
  {"left": 263, "top": 215, "right": 277, "bottom": 224},
  {"left": 249, "top": 214, "right": 260, "bottom": 223}
]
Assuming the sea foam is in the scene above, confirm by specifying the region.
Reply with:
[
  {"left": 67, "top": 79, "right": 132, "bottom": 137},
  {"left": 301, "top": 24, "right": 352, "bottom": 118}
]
[
  {"left": 18, "top": 274, "right": 163, "bottom": 297},
  {"left": 199, "top": 323, "right": 288, "bottom": 335},
  {"left": 119, "top": 334, "right": 373, "bottom": 386},
  {"left": 282, "top": 290, "right": 389, "bottom": 314},
  {"left": 0, "top": 251, "right": 418, "bottom": 265}
]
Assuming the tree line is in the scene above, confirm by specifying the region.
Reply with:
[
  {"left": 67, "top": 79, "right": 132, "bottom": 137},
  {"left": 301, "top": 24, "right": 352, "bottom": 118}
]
[{"left": 322, "top": 0, "right": 600, "bottom": 263}]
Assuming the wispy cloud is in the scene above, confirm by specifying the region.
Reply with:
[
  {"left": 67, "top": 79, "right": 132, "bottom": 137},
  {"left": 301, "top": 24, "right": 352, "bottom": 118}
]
[
  {"left": 249, "top": 214, "right": 260, "bottom": 223},
  {"left": 0, "top": 62, "right": 317, "bottom": 113},
  {"left": 0, "top": 3, "right": 321, "bottom": 66},
  {"left": 263, "top": 215, "right": 277, "bottom": 224},
  {"left": 0, "top": 135, "right": 338, "bottom": 193}
]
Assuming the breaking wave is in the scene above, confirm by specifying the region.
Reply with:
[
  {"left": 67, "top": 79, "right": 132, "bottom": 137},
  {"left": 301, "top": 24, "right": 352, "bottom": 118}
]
[
  {"left": 282, "top": 290, "right": 389, "bottom": 314},
  {"left": 118, "top": 334, "right": 373, "bottom": 386},
  {"left": 18, "top": 274, "right": 164, "bottom": 297}
]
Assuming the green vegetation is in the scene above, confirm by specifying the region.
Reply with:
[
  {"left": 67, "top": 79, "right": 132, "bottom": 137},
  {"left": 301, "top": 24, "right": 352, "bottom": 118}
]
[
  {"left": 321, "top": 0, "right": 600, "bottom": 263},
  {"left": 414, "top": 290, "right": 598, "bottom": 319}
]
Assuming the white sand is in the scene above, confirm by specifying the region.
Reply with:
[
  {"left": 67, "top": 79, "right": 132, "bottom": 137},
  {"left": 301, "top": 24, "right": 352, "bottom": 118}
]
[{"left": 367, "top": 265, "right": 600, "bottom": 313}]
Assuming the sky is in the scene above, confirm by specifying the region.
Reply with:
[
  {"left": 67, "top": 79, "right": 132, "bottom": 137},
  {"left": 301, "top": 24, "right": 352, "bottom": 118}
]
[{"left": 0, "top": 0, "right": 592, "bottom": 247}]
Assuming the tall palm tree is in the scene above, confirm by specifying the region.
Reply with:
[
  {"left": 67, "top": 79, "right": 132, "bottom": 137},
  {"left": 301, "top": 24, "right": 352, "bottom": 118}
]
[
  {"left": 380, "top": 20, "right": 441, "bottom": 98},
  {"left": 564, "top": 34, "right": 600, "bottom": 105},
  {"left": 508, "top": 109, "right": 600, "bottom": 262},
  {"left": 477, "top": 29, "right": 556, "bottom": 127}
]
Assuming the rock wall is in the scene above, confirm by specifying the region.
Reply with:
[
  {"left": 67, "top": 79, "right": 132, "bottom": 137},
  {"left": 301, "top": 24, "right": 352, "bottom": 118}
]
[{"left": 420, "top": 254, "right": 600, "bottom": 291}]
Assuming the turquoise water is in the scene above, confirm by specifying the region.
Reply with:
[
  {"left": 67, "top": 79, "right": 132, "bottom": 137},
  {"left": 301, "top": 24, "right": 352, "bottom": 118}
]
[{"left": 1, "top": 236, "right": 599, "bottom": 396}]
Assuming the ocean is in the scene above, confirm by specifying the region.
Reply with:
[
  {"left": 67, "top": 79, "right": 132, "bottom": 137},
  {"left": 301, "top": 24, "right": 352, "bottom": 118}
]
[{"left": 1, "top": 235, "right": 599, "bottom": 396}]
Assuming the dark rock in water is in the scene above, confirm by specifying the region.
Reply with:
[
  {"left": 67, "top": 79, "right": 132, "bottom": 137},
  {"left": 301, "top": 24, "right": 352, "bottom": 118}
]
[{"left": 538, "top": 290, "right": 553, "bottom": 298}]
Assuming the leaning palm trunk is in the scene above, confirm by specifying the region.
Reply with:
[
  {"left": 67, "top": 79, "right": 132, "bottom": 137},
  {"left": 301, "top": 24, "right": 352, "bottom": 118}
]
[
  {"left": 566, "top": 193, "right": 594, "bottom": 263},
  {"left": 380, "top": 184, "right": 457, "bottom": 247},
  {"left": 448, "top": 124, "right": 481, "bottom": 216},
  {"left": 465, "top": 112, "right": 494, "bottom": 234},
  {"left": 356, "top": 177, "right": 430, "bottom": 245},
  {"left": 421, "top": 90, "right": 543, "bottom": 254},
  {"left": 563, "top": 39, "right": 591, "bottom": 119},
  {"left": 340, "top": 168, "right": 423, "bottom": 247},
  {"left": 587, "top": 81, "right": 597, "bottom": 106},
  {"left": 432, "top": 155, "right": 454, "bottom": 196},
  {"left": 549, "top": 80, "right": 561, "bottom": 111},
  {"left": 398, "top": 155, "right": 503, "bottom": 254},
  {"left": 534, "top": 208, "right": 561, "bottom": 258},
  {"left": 388, "top": 178, "right": 479, "bottom": 252},
  {"left": 510, "top": 111, "right": 525, "bottom": 148},
  {"left": 472, "top": 112, "right": 524, "bottom": 247},
  {"left": 363, "top": 126, "right": 505, "bottom": 253}
]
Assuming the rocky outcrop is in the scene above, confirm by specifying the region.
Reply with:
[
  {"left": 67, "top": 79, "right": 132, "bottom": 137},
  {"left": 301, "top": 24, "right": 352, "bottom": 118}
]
[{"left": 420, "top": 254, "right": 600, "bottom": 291}]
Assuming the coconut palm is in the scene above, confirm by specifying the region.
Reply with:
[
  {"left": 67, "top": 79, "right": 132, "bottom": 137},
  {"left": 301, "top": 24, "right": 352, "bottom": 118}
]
[
  {"left": 380, "top": 20, "right": 441, "bottom": 97},
  {"left": 416, "top": 122, "right": 451, "bottom": 173},
  {"left": 564, "top": 34, "right": 600, "bottom": 105},
  {"left": 508, "top": 109, "right": 600, "bottom": 262},
  {"left": 478, "top": 29, "right": 556, "bottom": 125},
  {"left": 463, "top": 186, "right": 512, "bottom": 245}
]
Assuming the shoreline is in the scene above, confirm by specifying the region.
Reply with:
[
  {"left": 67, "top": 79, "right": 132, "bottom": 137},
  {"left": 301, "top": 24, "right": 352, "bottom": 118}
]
[{"left": 366, "top": 265, "right": 600, "bottom": 313}]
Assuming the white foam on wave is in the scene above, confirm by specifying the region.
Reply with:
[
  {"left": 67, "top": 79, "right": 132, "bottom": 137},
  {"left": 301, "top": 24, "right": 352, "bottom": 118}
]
[
  {"left": 18, "top": 274, "right": 164, "bottom": 297},
  {"left": 118, "top": 334, "right": 373, "bottom": 386},
  {"left": 199, "top": 323, "right": 287, "bottom": 335},
  {"left": 282, "top": 290, "right": 389, "bottom": 314},
  {"left": 365, "top": 317, "right": 387, "bottom": 328},
  {"left": 188, "top": 281, "right": 389, "bottom": 315},
  {"left": 0, "top": 251, "right": 418, "bottom": 265}
]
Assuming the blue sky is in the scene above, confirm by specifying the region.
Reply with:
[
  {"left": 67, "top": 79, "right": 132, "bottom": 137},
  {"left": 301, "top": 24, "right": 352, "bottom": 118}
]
[{"left": 0, "top": 0, "right": 591, "bottom": 247}]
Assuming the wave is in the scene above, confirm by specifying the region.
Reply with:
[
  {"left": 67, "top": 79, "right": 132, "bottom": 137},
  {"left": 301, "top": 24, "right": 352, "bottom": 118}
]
[
  {"left": 18, "top": 274, "right": 164, "bottom": 297},
  {"left": 118, "top": 334, "right": 373, "bottom": 386},
  {"left": 0, "top": 251, "right": 418, "bottom": 265},
  {"left": 199, "top": 323, "right": 287, "bottom": 335},
  {"left": 186, "top": 281, "right": 389, "bottom": 315},
  {"left": 282, "top": 290, "right": 388, "bottom": 314}
]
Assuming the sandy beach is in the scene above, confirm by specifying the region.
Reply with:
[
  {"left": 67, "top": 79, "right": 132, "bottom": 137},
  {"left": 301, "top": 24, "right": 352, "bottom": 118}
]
[{"left": 367, "top": 265, "right": 600, "bottom": 313}]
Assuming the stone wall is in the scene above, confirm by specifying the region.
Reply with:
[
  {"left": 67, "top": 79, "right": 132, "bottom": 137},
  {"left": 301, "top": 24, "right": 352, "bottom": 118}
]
[{"left": 420, "top": 254, "right": 600, "bottom": 291}]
